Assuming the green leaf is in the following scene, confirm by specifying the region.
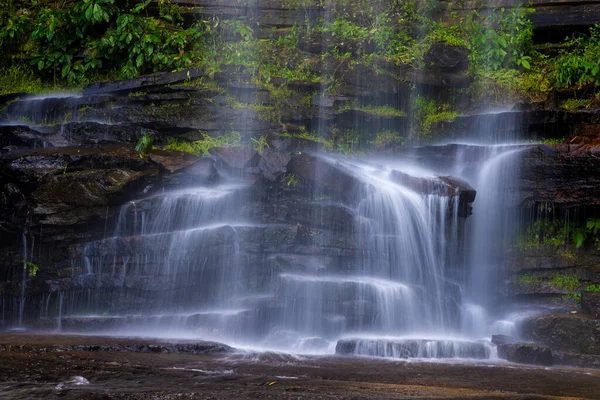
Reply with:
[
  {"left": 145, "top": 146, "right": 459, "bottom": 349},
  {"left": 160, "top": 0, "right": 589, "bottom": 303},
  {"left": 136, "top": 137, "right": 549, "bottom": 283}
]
[
  {"left": 521, "top": 59, "right": 530, "bottom": 69},
  {"left": 136, "top": 53, "right": 144, "bottom": 67},
  {"left": 85, "top": 4, "right": 93, "bottom": 21},
  {"left": 93, "top": 3, "right": 103, "bottom": 22}
]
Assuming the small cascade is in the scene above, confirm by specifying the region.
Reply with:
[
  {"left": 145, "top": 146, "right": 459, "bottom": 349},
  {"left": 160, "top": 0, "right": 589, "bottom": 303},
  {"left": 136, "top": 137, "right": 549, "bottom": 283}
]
[
  {"left": 336, "top": 338, "right": 495, "bottom": 360},
  {"left": 463, "top": 148, "right": 523, "bottom": 332},
  {"left": 18, "top": 232, "right": 28, "bottom": 328}
]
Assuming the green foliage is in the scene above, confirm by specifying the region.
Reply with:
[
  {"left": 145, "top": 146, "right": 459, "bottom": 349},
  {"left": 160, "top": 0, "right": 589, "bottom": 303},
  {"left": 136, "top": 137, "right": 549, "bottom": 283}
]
[
  {"left": 164, "top": 131, "right": 241, "bottom": 156},
  {"left": 135, "top": 134, "right": 153, "bottom": 157},
  {"left": 251, "top": 135, "right": 270, "bottom": 155},
  {"left": 560, "top": 98, "right": 592, "bottom": 111},
  {"left": 518, "top": 219, "right": 573, "bottom": 252},
  {"left": 549, "top": 25, "right": 600, "bottom": 89},
  {"left": 551, "top": 274, "right": 580, "bottom": 292},
  {"left": 0, "top": 65, "right": 49, "bottom": 95},
  {"left": 2, "top": 0, "right": 205, "bottom": 83},
  {"left": 518, "top": 216, "right": 600, "bottom": 252},
  {"left": 334, "top": 127, "right": 361, "bottom": 155},
  {"left": 284, "top": 173, "right": 298, "bottom": 188},
  {"left": 412, "top": 96, "right": 458, "bottom": 138},
  {"left": 22, "top": 261, "right": 40, "bottom": 277},
  {"left": 465, "top": 7, "right": 534, "bottom": 72},
  {"left": 584, "top": 284, "right": 600, "bottom": 293}
]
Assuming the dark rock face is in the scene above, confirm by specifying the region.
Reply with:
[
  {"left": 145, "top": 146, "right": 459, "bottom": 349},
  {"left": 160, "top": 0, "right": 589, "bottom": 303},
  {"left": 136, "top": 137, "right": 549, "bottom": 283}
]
[
  {"left": 582, "top": 291, "right": 600, "bottom": 319},
  {"left": 519, "top": 144, "right": 600, "bottom": 207},
  {"left": 424, "top": 43, "right": 469, "bottom": 72},
  {"left": 519, "top": 314, "right": 600, "bottom": 355},
  {"left": 496, "top": 343, "right": 553, "bottom": 366}
]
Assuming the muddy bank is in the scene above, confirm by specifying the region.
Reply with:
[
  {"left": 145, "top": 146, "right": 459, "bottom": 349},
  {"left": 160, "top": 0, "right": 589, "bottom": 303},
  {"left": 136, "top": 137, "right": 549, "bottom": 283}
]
[{"left": 0, "top": 333, "right": 599, "bottom": 399}]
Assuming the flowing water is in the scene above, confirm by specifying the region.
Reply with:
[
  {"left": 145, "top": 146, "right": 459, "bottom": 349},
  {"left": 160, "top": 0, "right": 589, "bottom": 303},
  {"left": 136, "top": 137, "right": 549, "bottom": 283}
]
[
  {"left": 0, "top": 53, "right": 530, "bottom": 360},
  {"left": 4, "top": 144, "right": 526, "bottom": 359}
]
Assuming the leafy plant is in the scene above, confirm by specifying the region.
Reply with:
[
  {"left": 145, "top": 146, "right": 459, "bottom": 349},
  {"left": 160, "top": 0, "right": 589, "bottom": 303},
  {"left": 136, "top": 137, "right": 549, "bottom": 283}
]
[
  {"left": 284, "top": 174, "right": 298, "bottom": 188},
  {"left": 22, "top": 261, "right": 40, "bottom": 277},
  {"left": 135, "top": 134, "right": 154, "bottom": 157},
  {"left": 584, "top": 284, "right": 600, "bottom": 293},
  {"left": 164, "top": 131, "right": 241, "bottom": 156},
  {"left": 251, "top": 135, "right": 270, "bottom": 155}
]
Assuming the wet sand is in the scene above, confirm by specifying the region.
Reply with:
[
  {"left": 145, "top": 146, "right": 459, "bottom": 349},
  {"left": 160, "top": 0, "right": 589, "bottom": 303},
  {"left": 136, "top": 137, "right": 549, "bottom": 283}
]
[{"left": 0, "top": 333, "right": 599, "bottom": 399}]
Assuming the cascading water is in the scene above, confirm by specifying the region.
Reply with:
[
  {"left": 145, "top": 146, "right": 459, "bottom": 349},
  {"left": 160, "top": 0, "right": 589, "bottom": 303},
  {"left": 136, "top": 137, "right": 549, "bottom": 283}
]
[{"left": 37, "top": 153, "right": 511, "bottom": 358}]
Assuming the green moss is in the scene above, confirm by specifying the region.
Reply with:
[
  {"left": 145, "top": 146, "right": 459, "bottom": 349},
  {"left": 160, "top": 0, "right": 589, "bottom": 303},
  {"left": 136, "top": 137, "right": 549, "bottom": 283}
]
[
  {"left": 518, "top": 274, "right": 542, "bottom": 285},
  {"left": 163, "top": 131, "right": 241, "bottom": 156},
  {"left": 344, "top": 104, "right": 406, "bottom": 117},
  {"left": 551, "top": 274, "right": 580, "bottom": 292},
  {"left": 282, "top": 128, "right": 334, "bottom": 149},
  {"left": 560, "top": 98, "right": 592, "bottom": 111},
  {"left": 371, "top": 130, "right": 406, "bottom": 150},
  {"left": 128, "top": 91, "right": 148, "bottom": 97},
  {"left": 584, "top": 284, "right": 600, "bottom": 293},
  {"left": 412, "top": 96, "right": 458, "bottom": 138}
]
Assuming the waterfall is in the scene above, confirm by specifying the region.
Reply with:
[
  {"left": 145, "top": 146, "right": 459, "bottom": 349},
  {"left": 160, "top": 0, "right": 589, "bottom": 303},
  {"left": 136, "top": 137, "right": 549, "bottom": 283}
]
[{"left": 462, "top": 147, "right": 523, "bottom": 338}]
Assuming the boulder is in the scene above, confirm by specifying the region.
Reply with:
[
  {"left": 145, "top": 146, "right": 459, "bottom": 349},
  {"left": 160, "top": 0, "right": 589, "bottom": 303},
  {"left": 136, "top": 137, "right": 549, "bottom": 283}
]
[
  {"left": 496, "top": 343, "right": 553, "bottom": 366},
  {"left": 390, "top": 170, "right": 476, "bottom": 216},
  {"left": 288, "top": 153, "right": 361, "bottom": 201},
  {"left": 258, "top": 148, "right": 292, "bottom": 181},
  {"left": 491, "top": 334, "right": 518, "bottom": 346},
  {"left": 210, "top": 145, "right": 258, "bottom": 169},
  {"left": 519, "top": 314, "right": 600, "bottom": 355},
  {"left": 582, "top": 291, "right": 600, "bottom": 319}
]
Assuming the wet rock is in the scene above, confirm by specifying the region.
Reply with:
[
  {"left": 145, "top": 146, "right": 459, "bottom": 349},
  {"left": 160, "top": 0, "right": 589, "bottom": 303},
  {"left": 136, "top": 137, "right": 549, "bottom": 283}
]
[
  {"left": 289, "top": 153, "right": 360, "bottom": 201},
  {"left": 519, "top": 314, "right": 600, "bottom": 355},
  {"left": 210, "top": 146, "right": 258, "bottom": 169},
  {"left": 424, "top": 43, "right": 469, "bottom": 72},
  {"left": 520, "top": 144, "right": 600, "bottom": 207},
  {"left": 180, "top": 156, "right": 219, "bottom": 183},
  {"left": 491, "top": 334, "right": 518, "bottom": 346},
  {"left": 496, "top": 342, "right": 553, "bottom": 366},
  {"left": 258, "top": 148, "right": 292, "bottom": 181},
  {"left": 57, "top": 122, "right": 158, "bottom": 146},
  {"left": 83, "top": 69, "right": 204, "bottom": 95},
  {"left": 582, "top": 291, "right": 600, "bottom": 319},
  {"left": 0, "top": 125, "right": 52, "bottom": 151},
  {"left": 389, "top": 170, "right": 476, "bottom": 216}
]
